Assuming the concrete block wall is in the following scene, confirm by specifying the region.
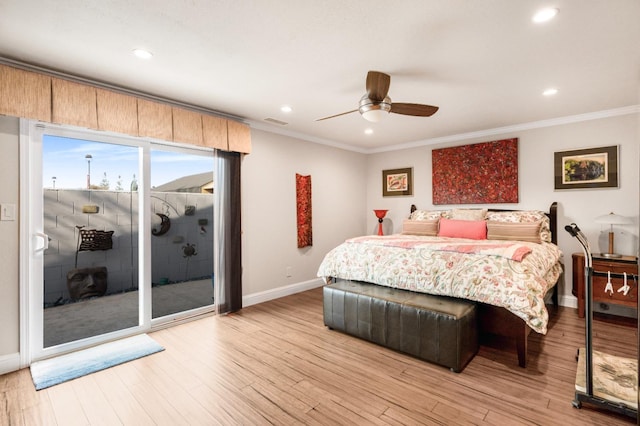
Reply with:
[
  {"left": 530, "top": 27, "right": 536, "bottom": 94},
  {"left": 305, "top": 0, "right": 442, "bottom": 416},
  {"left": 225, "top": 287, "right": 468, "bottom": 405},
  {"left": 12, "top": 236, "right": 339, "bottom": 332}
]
[
  {"left": 43, "top": 189, "right": 213, "bottom": 305},
  {"left": 149, "top": 191, "right": 214, "bottom": 286}
]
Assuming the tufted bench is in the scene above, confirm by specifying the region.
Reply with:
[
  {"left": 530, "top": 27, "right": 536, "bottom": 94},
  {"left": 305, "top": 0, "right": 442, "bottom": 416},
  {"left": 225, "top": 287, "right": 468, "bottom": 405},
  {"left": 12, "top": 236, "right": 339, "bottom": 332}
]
[{"left": 323, "top": 280, "right": 478, "bottom": 372}]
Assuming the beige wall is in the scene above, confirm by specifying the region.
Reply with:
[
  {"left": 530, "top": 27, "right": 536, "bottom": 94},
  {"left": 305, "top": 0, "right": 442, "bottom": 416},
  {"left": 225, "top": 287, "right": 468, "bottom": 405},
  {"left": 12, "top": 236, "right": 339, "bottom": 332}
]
[
  {"left": 241, "top": 129, "right": 367, "bottom": 300},
  {"left": 0, "top": 115, "right": 19, "bottom": 357},
  {"left": 366, "top": 113, "right": 640, "bottom": 307}
]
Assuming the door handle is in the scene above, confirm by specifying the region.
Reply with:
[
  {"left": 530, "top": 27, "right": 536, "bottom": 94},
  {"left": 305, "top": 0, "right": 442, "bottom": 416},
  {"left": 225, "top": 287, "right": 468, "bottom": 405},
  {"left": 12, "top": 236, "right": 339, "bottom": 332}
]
[{"left": 34, "top": 232, "right": 49, "bottom": 252}]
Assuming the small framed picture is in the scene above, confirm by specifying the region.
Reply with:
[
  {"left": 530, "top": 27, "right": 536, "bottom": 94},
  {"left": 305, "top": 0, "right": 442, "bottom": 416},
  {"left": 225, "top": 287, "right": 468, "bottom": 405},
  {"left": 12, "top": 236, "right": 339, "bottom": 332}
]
[
  {"left": 382, "top": 167, "right": 413, "bottom": 196},
  {"left": 554, "top": 145, "right": 618, "bottom": 190}
]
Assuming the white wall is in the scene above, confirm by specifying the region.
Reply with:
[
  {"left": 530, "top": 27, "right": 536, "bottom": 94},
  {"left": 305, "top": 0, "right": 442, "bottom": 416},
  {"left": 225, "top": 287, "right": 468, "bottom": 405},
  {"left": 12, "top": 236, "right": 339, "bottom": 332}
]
[
  {"left": 366, "top": 113, "right": 640, "bottom": 307},
  {"left": 241, "top": 129, "right": 367, "bottom": 304}
]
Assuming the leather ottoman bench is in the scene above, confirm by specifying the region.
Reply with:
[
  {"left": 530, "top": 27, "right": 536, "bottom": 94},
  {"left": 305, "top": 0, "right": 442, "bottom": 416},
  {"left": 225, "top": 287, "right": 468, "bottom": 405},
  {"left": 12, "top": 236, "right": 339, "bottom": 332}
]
[{"left": 323, "top": 280, "right": 478, "bottom": 372}]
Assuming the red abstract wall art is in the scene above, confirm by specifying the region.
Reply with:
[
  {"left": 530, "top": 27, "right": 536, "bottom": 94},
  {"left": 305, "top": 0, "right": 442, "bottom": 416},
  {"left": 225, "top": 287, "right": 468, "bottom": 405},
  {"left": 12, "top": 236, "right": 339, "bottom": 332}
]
[
  {"left": 296, "top": 173, "right": 312, "bottom": 248},
  {"left": 432, "top": 138, "right": 518, "bottom": 205}
]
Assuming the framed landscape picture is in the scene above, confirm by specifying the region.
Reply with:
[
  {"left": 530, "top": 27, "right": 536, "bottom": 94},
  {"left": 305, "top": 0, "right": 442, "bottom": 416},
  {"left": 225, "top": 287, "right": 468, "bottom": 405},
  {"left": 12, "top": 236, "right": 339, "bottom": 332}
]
[
  {"left": 382, "top": 167, "right": 413, "bottom": 197},
  {"left": 554, "top": 145, "right": 618, "bottom": 190}
]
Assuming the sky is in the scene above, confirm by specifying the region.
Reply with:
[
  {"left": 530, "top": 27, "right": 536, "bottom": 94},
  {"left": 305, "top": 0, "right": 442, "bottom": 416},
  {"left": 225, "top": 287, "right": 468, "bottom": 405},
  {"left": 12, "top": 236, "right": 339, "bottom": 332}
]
[{"left": 43, "top": 135, "right": 213, "bottom": 190}]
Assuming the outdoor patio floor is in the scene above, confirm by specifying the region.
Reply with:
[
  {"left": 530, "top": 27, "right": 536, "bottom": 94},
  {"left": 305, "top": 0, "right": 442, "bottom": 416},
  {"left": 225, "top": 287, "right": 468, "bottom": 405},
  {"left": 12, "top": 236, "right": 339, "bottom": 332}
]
[{"left": 43, "top": 279, "right": 214, "bottom": 347}]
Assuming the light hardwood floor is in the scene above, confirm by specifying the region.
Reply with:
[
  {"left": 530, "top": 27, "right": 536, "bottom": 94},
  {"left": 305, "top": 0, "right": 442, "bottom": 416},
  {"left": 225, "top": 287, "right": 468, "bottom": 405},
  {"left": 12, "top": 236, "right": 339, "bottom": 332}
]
[{"left": 1, "top": 287, "right": 637, "bottom": 425}]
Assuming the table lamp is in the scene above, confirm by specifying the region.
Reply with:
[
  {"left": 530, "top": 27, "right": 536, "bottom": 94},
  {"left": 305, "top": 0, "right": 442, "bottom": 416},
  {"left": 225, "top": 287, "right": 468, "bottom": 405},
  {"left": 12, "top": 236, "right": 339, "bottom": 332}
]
[
  {"left": 594, "top": 212, "right": 632, "bottom": 258},
  {"left": 373, "top": 209, "right": 388, "bottom": 236}
]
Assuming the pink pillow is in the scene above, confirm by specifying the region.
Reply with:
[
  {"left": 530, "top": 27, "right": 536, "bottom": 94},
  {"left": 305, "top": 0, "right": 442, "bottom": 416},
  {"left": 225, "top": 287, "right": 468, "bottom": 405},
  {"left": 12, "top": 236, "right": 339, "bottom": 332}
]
[{"left": 438, "top": 218, "right": 487, "bottom": 240}]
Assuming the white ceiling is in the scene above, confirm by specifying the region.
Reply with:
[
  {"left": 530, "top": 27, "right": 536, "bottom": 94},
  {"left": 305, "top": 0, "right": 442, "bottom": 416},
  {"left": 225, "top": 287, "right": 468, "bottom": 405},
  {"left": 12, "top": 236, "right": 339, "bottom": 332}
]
[{"left": 0, "top": 1, "right": 638, "bottom": 152}]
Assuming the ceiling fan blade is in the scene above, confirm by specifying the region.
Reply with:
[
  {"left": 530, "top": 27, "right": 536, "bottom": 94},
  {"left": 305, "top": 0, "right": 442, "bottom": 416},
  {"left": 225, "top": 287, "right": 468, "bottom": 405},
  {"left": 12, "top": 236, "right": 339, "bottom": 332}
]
[
  {"left": 390, "top": 103, "right": 439, "bottom": 117},
  {"left": 315, "top": 109, "right": 359, "bottom": 121},
  {"left": 366, "top": 71, "right": 391, "bottom": 102}
]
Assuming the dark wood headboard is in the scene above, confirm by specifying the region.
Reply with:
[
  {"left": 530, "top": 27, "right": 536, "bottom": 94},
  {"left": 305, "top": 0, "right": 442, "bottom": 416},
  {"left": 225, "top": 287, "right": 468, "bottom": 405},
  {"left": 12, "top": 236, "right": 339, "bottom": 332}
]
[{"left": 409, "top": 202, "right": 558, "bottom": 245}]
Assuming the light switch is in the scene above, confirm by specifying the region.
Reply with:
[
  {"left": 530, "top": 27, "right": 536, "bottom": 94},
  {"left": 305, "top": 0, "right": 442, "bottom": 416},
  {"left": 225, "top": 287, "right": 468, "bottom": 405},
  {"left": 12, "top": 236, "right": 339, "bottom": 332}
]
[{"left": 0, "top": 203, "right": 16, "bottom": 221}]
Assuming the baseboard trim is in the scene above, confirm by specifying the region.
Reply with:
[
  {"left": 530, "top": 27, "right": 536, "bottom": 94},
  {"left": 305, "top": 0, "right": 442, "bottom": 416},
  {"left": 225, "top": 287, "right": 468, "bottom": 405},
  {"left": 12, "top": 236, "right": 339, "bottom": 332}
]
[
  {"left": 0, "top": 352, "right": 21, "bottom": 375},
  {"left": 242, "top": 279, "right": 579, "bottom": 312},
  {"left": 243, "top": 278, "right": 324, "bottom": 307},
  {"left": 559, "top": 295, "right": 578, "bottom": 309}
]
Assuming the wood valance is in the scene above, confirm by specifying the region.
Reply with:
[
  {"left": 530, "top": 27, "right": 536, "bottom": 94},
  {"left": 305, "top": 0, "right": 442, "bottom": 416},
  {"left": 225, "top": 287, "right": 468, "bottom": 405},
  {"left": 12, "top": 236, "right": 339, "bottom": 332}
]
[{"left": 0, "top": 63, "right": 251, "bottom": 154}]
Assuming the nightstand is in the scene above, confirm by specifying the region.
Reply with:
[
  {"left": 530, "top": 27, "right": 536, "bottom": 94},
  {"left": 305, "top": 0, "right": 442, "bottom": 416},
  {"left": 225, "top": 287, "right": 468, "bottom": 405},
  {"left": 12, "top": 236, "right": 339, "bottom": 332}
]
[{"left": 572, "top": 252, "right": 638, "bottom": 319}]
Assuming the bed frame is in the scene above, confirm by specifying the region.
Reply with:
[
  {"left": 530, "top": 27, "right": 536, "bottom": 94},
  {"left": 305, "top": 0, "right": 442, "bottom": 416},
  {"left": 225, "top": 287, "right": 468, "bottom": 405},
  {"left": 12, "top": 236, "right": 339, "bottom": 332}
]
[{"left": 405, "top": 202, "right": 559, "bottom": 367}]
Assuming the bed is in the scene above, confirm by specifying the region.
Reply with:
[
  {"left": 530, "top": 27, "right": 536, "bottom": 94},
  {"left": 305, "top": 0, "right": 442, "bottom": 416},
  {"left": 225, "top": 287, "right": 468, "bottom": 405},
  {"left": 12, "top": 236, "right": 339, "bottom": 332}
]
[{"left": 317, "top": 202, "right": 563, "bottom": 367}]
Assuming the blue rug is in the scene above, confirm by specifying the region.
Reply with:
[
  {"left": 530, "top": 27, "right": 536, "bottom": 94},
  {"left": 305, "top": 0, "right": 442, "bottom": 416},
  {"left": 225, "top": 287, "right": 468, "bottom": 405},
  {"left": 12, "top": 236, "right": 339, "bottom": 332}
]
[{"left": 30, "top": 334, "right": 164, "bottom": 390}]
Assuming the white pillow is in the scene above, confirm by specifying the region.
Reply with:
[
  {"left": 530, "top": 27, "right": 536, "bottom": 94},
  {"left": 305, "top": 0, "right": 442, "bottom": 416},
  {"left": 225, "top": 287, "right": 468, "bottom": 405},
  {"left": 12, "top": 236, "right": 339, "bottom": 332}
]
[
  {"left": 410, "top": 210, "right": 447, "bottom": 221},
  {"left": 449, "top": 208, "right": 487, "bottom": 221}
]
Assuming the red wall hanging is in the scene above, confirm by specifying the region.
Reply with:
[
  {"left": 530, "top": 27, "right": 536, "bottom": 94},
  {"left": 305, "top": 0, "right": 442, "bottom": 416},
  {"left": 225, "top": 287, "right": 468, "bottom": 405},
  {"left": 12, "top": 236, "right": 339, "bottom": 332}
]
[
  {"left": 296, "top": 173, "right": 312, "bottom": 248},
  {"left": 432, "top": 138, "right": 519, "bottom": 205}
]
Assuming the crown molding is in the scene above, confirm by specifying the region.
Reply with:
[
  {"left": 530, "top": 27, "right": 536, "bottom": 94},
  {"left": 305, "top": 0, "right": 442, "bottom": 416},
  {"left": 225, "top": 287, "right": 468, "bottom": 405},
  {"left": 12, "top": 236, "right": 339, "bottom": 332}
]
[
  {"left": 248, "top": 120, "right": 371, "bottom": 154},
  {"left": 368, "top": 105, "right": 640, "bottom": 154},
  {"left": 252, "top": 105, "right": 639, "bottom": 155}
]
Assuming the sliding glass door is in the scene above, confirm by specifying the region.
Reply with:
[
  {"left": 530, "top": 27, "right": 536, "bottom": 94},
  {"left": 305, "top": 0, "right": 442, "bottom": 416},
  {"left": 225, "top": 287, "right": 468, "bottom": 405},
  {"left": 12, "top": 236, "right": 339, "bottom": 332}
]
[
  {"left": 41, "top": 134, "right": 141, "bottom": 348},
  {"left": 150, "top": 147, "right": 215, "bottom": 319},
  {"left": 25, "top": 121, "right": 215, "bottom": 361}
]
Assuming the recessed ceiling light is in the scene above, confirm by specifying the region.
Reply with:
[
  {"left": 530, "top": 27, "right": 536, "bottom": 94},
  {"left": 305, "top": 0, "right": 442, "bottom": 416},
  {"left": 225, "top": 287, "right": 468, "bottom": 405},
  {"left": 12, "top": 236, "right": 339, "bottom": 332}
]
[
  {"left": 364, "top": 128, "right": 374, "bottom": 135},
  {"left": 280, "top": 105, "right": 292, "bottom": 113},
  {"left": 533, "top": 8, "right": 559, "bottom": 23},
  {"left": 132, "top": 49, "right": 153, "bottom": 59},
  {"left": 543, "top": 88, "right": 558, "bottom": 96}
]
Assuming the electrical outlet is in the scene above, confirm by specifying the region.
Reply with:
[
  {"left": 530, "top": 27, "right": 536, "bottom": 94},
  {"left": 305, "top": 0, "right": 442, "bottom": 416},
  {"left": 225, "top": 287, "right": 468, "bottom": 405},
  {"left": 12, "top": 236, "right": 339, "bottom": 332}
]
[{"left": 286, "top": 266, "right": 292, "bottom": 277}]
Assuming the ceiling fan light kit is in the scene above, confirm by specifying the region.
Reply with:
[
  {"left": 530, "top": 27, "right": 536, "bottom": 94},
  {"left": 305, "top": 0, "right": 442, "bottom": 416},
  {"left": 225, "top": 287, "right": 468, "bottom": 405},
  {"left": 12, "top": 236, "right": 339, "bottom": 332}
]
[{"left": 359, "top": 94, "right": 391, "bottom": 122}]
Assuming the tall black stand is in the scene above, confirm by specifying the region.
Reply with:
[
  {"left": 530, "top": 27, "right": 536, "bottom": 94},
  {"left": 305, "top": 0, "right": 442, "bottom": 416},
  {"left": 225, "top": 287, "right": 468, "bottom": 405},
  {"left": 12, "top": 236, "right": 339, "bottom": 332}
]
[{"left": 566, "top": 223, "right": 637, "bottom": 419}]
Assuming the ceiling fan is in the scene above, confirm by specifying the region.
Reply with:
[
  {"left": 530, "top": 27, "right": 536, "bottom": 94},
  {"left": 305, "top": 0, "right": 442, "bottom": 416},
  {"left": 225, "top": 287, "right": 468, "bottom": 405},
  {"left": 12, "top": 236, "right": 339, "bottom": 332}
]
[{"left": 317, "top": 70, "right": 439, "bottom": 123}]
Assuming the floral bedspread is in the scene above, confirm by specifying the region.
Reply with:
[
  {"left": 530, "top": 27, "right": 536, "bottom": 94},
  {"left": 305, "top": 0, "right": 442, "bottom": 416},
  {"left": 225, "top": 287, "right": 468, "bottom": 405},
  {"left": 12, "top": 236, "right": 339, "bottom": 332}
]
[
  {"left": 317, "top": 234, "right": 563, "bottom": 334},
  {"left": 355, "top": 236, "right": 534, "bottom": 261}
]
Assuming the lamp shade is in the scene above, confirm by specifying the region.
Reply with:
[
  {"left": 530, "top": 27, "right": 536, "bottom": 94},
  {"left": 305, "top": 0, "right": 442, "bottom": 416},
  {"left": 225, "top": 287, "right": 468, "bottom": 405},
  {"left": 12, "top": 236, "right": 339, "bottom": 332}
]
[
  {"left": 594, "top": 212, "right": 632, "bottom": 225},
  {"left": 594, "top": 212, "right": 632, "bottom": 258},
  {"left": 361, "top": 108, "right": 389, "bottom": 123}
]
